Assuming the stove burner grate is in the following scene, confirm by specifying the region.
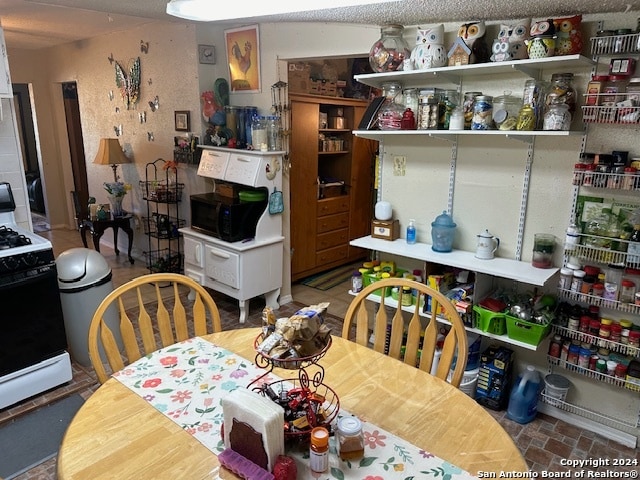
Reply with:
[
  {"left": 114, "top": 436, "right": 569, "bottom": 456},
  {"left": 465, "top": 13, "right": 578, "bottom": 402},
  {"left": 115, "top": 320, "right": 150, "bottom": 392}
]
[{"left": 0, "top": 225, "right": 33, "bottom": 249}]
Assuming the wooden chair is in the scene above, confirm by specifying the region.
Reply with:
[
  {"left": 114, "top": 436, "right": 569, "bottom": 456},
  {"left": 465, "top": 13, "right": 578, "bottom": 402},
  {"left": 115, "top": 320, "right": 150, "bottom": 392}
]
[
  {"left": 342, "top": 278, "right": 469, "bottom": 388},
  {"left": 88, "top": 273, "right": 222, "bottom": 383}
]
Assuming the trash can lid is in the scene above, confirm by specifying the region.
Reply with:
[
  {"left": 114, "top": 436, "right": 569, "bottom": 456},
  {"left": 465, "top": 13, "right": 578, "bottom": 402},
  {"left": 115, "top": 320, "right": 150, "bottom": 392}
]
[{"left": 56, "top": 248, "right": 111, "bottom": 289}]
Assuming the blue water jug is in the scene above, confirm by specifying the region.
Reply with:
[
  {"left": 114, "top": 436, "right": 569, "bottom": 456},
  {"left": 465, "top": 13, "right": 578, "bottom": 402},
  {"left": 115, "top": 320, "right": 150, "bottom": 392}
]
[{"left": 506, "top": 365, "right": 541, "bottom": 424}]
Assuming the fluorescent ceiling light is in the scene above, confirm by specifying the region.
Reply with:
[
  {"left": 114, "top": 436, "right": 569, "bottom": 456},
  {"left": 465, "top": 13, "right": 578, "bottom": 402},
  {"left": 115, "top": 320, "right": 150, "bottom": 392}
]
[{"left": 166, "top": 0, "right": 395, "bottom": 22}]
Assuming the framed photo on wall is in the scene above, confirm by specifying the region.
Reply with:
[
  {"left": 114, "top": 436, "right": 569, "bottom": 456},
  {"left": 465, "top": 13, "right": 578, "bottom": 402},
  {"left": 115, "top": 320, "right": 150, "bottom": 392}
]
[
  {"left": 174, "top": 111, "right": 190, "bottom": 132},
  {"left": 224, "top": 24, "right": 261, "bottom": 93},
  {"left": 198, "top": 44, "right": 216, "bottom": 64}
]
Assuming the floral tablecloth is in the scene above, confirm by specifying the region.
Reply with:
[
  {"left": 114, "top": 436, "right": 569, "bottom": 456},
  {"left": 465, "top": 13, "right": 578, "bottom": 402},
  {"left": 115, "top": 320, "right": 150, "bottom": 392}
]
[{"left": 114, "top": 337, "right": 477, "bottom": 479}]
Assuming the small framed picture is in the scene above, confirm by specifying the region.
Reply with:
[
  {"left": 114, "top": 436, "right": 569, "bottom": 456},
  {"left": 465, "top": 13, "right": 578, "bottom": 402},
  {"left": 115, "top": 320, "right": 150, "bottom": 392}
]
[
  {"left": 174, "top": 111, "right": 190, "bottom": 132},
  {"left": 198, "top": 44, "right": 216, "bottom": 64}
]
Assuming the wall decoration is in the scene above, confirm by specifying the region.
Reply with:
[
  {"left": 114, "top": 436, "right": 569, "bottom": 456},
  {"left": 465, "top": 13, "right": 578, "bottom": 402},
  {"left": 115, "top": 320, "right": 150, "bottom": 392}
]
[
  {"left": 149, "top": 95, "right": 159, "bottom": 112},
  {"left": 114, "top": 125, "right": 122, "bottom": 136},
  {"left": 553, "top": 14, "right": 582, "bottom": 55},
  {"left": 224, "top": 24, "right": 260, "bottom": 92},
  {"left": 175, "top": 111, "right": 190, "bottom": 132},
  {"left": 139, "top": 112, "right": 147, "bottom": 123},
  {"left": 148, "top": 132, "right": 154, "bottom": 141},
  {"left": 114, "top": 56, "right": 141, "bottom": 110},
  {"left": 198, "top": 44, "right": 216, "bottom": 64},
  {"left": 108, "top": 53, "right": 114, "bottom": 65},
  {"left": 140, "top": 40, "right": 149, "bottom": 54}
]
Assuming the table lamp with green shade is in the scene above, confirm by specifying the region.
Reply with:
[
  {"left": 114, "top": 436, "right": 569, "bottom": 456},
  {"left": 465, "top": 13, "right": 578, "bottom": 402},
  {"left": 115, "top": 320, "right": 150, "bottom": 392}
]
[{"left": 93, "top": 138, "right": 130, "bottom": 182}]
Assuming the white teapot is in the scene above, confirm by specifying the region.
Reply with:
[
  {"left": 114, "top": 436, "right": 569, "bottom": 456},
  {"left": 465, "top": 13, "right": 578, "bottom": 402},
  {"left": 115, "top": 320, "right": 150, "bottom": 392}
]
[{"left": 476, "top": 229, "right": 500, "bottom": 259}]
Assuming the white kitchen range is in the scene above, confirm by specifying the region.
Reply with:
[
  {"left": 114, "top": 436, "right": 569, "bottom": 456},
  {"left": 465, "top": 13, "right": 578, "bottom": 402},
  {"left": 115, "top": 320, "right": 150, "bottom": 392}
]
[{"left": 0, "top": 181, "right": 72, "bottom": 409}]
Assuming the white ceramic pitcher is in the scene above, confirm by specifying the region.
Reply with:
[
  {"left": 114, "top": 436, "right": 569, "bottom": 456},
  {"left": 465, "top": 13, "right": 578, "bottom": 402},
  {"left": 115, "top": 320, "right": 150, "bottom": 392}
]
[{"left": 476, "top": 229, "right": 500, "bottom": 259}]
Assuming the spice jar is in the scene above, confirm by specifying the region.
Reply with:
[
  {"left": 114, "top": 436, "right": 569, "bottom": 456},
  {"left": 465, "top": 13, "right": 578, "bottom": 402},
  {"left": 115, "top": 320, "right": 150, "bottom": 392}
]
[
  {"left": 586, "top": 75, "right": 609, "bottom": 106},
  {"left": 629, "top": 330, "right": 640, "bottom": 349},
  {"left": 570, "top": 269, "right": 585, "bottom": 292},
  {"left": 368, "top": 24, "right": 411, "bottom": 73},
  {"left": 559, "top": 267, "right": 573, "bottom": 290},
  {"left": 620, "top": 279, "right": 636, "bottom": 303},
  {"left": 610, "top": 323, "right": 622, "bottom": 343},
  {"left": 548, "top": 335, "right": 562, "bottom": 358},
  {"left": 336, "top": 416, "right": 365, "bottom": 461}
]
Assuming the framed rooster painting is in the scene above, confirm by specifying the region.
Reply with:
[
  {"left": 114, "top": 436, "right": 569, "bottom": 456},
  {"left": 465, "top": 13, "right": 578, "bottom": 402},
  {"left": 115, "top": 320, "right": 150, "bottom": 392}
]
[{"left": 224, "top": 24, "right": 261, "bottom": 93}]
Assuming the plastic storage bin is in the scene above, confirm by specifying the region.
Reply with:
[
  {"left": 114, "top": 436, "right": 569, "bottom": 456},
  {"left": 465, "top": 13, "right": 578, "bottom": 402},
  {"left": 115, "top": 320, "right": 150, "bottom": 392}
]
[
  {"left": 505, "top": 314, "right": 551, "bottom": 345},
  {"left": 473, "top": 305, "right": 507, "bottom": 335}
]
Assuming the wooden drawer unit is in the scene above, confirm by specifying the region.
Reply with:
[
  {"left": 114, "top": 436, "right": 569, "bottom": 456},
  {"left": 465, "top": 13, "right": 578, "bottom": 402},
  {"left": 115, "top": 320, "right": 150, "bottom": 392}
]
[
  {"left": 316, "top": 245, "right": 348, "bottom": 265},
  {"left": 317, "top": 196, "right": 350, "bottom": 217},
  {"left": 317, "top": 212, "right": 349, "bottom": 234},
  {"left": 316, "top": 228, "right": 349, "bottom": 251}
]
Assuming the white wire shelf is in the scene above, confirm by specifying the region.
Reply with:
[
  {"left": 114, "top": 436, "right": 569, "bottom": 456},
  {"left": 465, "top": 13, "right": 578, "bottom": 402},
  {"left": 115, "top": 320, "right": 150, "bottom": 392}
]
[
  {"left": 582, "top": 104, "right": 640, "bottom": 124},
  {"left": 563, "top": 241, "right": 639, "bottom": 269},
  {"left": 539, "top": 391, "right": 639, "bottom": 429},
  {"left": 551, "top": 324, "right": 640, "bottom": 357},
  {"left": 590, "top": 32, "right": 640, "bottom": 56},
  {"left": 558, "top": 287, "right": 640, "bottom": 314},
  {"left": 572, "top": 168, "right": 639, "bottom": 191},
  {"left": 546, "top": 356, "right": 635, "bottom": 390}
]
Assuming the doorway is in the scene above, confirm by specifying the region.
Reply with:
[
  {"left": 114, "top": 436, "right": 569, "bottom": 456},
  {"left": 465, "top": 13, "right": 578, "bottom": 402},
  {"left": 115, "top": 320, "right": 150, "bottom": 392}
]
[
  {"left": 62, "top": 82, "right": 89, "bottom": 214},
  {"left": 13, "top": 84, "right": 46, "bottom": 219}
]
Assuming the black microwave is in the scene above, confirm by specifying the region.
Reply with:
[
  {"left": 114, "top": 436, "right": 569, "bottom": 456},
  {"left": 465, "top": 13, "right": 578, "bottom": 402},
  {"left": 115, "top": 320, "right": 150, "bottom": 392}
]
[{"left": 190, "top": 192, "right": 267, "bottom": 242}]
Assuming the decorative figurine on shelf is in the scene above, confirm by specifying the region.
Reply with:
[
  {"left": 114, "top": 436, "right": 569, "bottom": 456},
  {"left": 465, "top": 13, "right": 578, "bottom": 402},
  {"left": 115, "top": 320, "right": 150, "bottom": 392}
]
[
  {"left": 526, "top": 19, "right": 557, "bottom": 59},
  {"left": 552, "top": 14, "right": 583, "bottom": 55},
  {"left": 409, "top": 24, "right": 448, "bottom": 70},
  {"left": 449, "top": 21, "right": 490, "bottom": 65},
  {"left": 491, "top": 19, "right": 530, "bottom": 62}
]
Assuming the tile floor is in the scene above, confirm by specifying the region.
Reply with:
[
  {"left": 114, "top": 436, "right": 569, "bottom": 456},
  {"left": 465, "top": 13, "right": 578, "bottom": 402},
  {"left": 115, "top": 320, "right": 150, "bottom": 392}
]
[{"left": 5, "top": 227, "right": 640, "bottom": 479}]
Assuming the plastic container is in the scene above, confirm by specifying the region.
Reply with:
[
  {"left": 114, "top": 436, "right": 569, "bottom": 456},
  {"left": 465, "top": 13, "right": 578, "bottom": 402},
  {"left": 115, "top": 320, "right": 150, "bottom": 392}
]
[
  {"left": 506, "top": 365, "right": 541, "bottom": 424},
  {"left": 406, "top": 219, "right": 416, "bottom": 244},
  {"left": 309, "top": 427, "right": 329, "bottom": 472},
  {"left": 543, "top": 374, "right": 570, "bottom": 406},
  {"left": 336, "top": 416, "right": 365, "bottom": 461}
]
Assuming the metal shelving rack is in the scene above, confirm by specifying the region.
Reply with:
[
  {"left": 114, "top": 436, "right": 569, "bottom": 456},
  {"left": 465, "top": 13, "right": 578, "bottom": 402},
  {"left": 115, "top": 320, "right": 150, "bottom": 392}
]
[{"left": 140, "top": 158, "right": 185, "bottom": 273}]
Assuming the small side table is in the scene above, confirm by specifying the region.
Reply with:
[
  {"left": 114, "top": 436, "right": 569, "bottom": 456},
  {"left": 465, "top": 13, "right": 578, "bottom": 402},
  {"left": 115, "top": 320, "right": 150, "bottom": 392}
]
[{"left": 80, "top": 214, "right": 134, "bottom": 264}]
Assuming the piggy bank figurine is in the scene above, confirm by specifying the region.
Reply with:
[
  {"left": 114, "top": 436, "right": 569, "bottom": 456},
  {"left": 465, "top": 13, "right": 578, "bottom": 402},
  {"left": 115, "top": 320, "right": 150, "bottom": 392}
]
[{"left": 410, "top": 24, "right": 448, "bottom": 69}]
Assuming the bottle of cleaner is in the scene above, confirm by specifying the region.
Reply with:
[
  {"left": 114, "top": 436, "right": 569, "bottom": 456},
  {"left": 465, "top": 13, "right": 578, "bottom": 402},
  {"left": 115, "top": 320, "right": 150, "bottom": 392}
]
[
  {"left": 406, "top": 219, "right": 417, "bottom": 244},
  {"left": 506, "top": 365, "right": 542, "bottom": 424}
]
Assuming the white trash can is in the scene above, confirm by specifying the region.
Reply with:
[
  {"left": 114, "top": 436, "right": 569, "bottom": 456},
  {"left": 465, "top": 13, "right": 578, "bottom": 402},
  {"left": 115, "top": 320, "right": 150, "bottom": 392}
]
[{"left": 56, "top": 248, "right": 119, "bottom": 367}]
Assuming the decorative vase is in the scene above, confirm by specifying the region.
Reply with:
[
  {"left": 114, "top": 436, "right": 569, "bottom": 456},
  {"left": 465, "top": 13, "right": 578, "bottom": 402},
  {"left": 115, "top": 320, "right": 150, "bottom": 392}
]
[{"left": 108, "top": 195, "right": 125, "bottom": 217}]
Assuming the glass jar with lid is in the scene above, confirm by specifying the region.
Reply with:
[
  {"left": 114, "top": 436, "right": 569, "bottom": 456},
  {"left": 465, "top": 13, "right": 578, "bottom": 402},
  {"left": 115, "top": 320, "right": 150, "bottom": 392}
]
[
  {"left": 543, "top": 98, "right": 571, "bottom": 131},
  {"left": 471, "top": 95, "right": 493, "bottom": 130},
  {"left": 417, "top": 90, "right": 441, "bottom": 130},
  {"left": 493, "top": 90, "right": 522, "bottom": 130},
  {"left": 336, "top": 416, "right": 365, "bottom": 461},
  {"left": 378, "top": 82, "right": 405, "bottom": 130},
  {"left": 441, "top": 90, "right": 459, "bottom": 129},
  {"left": 547, "top": 73, "right": 577, "bottom": 115},
  {"left": 462, "top": 92, "right": 481, "bottom": 129},
  {"left": 369, "top": 24, "right": 411, "bottom": 73}
]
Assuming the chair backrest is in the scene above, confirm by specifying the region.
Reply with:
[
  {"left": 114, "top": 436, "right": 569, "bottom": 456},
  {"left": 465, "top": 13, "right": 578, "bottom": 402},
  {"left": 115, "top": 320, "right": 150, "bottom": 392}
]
[
  {"left": 342, "top": 278, "right": 469, "bottom": 388},
  {"left": 88, "top": 273, "right": 222, "bottom": 383}
]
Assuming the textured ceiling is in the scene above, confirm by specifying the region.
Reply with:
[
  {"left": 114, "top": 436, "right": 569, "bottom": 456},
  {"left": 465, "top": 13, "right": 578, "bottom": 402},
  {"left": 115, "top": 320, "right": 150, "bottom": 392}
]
[{"left": 1, "top": 0, "right": 640, "bottom": 50}]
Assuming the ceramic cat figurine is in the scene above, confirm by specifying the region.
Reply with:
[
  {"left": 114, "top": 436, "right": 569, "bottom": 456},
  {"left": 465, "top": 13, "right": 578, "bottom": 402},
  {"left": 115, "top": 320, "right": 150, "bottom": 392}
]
[{"left": 410, "top": 24, "right": 448, "bottom": 69}]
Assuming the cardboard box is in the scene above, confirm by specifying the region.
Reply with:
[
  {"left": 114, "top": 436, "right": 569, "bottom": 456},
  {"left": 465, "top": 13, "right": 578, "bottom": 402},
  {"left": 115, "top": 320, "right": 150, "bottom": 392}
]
[{"left": 371, "top": 219, "right": 400, "bottom": 240}]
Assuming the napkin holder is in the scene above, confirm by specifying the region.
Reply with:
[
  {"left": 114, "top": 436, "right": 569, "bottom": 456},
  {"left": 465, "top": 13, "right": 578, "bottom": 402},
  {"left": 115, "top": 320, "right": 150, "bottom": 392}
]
[{"left": 222, "top": 388, "right": 285, "bottom": 472}]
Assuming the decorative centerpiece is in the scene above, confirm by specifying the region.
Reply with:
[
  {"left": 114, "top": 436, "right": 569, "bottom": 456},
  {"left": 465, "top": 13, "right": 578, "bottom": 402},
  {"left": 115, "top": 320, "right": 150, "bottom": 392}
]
[
  {"left": 251, "top": 304, "right": 339, "bottom": 440},
  {"left": 103, "top": 181, "right": 130, "bottom": 217}
]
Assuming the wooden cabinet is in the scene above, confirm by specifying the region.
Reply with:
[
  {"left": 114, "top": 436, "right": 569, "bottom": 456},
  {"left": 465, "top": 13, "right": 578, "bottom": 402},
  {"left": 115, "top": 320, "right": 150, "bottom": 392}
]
[{"left": 289, "top": 94, "right": 377, "bottom": 281}]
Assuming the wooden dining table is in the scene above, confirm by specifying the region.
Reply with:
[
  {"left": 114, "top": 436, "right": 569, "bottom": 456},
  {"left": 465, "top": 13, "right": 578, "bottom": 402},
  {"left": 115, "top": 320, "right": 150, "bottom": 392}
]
[{"left": 57, "top": 328, "right": 527, "bottom": 479}]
